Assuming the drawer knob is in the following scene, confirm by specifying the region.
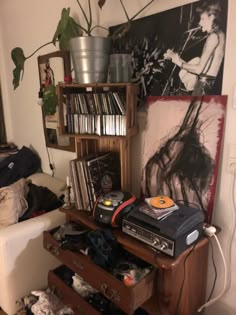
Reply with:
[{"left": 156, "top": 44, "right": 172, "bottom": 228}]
[
  {"left": 101, "top": 283, "right": 120, "bottom": 302},
  {"left": 73, "top": 259, "right": 84, "bottom": 270}
]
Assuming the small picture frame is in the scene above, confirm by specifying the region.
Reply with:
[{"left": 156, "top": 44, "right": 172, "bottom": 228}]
[{"left": 38, "top": 51, "right": 75, "bottom": 152}]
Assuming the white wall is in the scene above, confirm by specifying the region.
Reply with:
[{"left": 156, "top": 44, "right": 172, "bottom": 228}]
[{"left": 0, "top": 0, "right": 236, "bottom": 314}]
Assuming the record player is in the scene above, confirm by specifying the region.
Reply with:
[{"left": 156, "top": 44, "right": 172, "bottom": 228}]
[{"left": 122, "top": 202, "right": 205, "bottom": 257}]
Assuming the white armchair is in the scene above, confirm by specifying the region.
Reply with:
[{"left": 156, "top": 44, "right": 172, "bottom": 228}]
[{"left": 0, "top": 173, "right": 66, "bottom": 315}]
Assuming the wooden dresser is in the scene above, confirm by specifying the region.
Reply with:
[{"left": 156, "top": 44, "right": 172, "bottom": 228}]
[{"left": 43, "top": 209, "right": 209, "bottom": 315}]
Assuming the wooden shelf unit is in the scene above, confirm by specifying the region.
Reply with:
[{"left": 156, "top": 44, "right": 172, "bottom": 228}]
[
  {"left": 57, "top": 82, "right": 138, "bottom": 137},
  {"left": 56, "top": 82, "right": 138, "bottom": 191}
]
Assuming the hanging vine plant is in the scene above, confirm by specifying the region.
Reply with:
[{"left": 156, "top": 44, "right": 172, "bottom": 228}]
[{"left": 42, "top": 85, "right": 58, "bottom": 116}]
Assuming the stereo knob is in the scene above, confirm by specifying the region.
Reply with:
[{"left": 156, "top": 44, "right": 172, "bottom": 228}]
[
  {"left": 153, "top": 238, "right": 160, "bottom": 246},
  {"left": 160, "top": 241, "right": 168, "bottom": 250}
]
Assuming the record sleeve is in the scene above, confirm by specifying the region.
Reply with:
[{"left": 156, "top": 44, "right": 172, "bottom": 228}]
[{"left": 86, "top": 152, "right": 121, "bottom": 206}]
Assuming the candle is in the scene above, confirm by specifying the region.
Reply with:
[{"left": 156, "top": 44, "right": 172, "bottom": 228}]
[{"left": 66, "top": 176, "right": 70, "bottom": 187}]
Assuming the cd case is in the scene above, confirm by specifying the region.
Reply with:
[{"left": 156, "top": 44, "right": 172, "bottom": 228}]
[{"left": 140, "top": 198, "right": 179, "bottom": 220}]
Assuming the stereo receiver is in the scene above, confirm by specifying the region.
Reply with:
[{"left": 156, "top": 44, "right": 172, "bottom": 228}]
[{"left": 122, "top": 202, "right": 204, "bottom": 257}]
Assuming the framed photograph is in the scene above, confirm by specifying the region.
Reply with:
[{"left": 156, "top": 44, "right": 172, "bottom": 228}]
[
  {"left": 38, "top": 51, "right": 75, "bottom": 152},
  {"left": 109, "top": 0, "right": 228, "bottom": 106}
]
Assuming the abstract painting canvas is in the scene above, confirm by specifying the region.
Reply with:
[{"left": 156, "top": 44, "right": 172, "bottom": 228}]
[{"left": 141, "top": 95, "right": 227, "bottom": 222}]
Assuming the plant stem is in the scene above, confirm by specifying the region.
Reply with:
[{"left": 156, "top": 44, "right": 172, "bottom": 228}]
[
  {"left": 74, "top": 22, "right": 90, "bottom": 34},
  {"left": 110, "top": 0, "right": 158, "bottom": 40},
  {"left": 130, "top": 0, "right": 157, "bottom": 21},
  {"left": 88, "top": 0, "right": 92, "bottom": 33},
  {"left": 119, "top": 0, "right": 130, "bottom": 21},
  {"left": 26, "top": 41, "right": 54, "bottom": 60},
  {"left": 90, "top": 25, "right": 109, "bottom": 33},
  {"left": 76, "top": 0, "right": 90, "bottom": 30}
]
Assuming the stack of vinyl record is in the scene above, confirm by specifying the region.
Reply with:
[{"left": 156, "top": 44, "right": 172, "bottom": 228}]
[{"left": 69, "top": 152, "right": 121, "bottom": 211}]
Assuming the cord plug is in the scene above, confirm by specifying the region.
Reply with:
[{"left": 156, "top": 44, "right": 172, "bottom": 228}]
[
  {"left": 49, "top": 163, "right": 54, "bottom": 171},
  {"left": 204, "top": 225, "right": 216, "bottom": 237},
  {"left": 49, "top": 163, "right": 55, "bottom": 177}
]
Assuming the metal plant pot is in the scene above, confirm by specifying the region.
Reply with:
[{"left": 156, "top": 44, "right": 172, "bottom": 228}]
[
  {"left": 69, "top": 36, "right": 111, "bottom": 84},
  {"left": 109, "top": 53, "right": 132, "bottom": 83}
]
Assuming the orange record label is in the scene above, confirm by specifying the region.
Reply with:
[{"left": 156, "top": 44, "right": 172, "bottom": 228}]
[{"left": 150, "top": 195, "right": 174, "bottom": 209}]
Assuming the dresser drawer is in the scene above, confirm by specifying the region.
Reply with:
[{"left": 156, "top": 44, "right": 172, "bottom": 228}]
[
  {"left": 43, "top": 229, "right": 98, "bottom": 279},
  {"left": 44, "top": 228, "right": 156, "bottom": 314},
  {"left": 48, "top": 266, "right": 101, "bottom": 315}
]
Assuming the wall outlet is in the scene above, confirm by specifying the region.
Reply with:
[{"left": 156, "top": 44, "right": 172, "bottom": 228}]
[
  {"left": 227, "top": 144, "right": 236, "bottom": 173},
  {"left": 233, "top": 86, "right": 236, "bottom": 109},
  {"left": 228, "top": 157, "right": 236, "bottom": 173}
]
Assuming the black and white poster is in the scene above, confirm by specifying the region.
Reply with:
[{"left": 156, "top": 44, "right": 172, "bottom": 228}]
[{"left": 109, "top": 0, "right": 228, "bottom": 105}]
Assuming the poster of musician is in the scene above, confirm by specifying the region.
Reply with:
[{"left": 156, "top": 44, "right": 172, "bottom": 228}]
[
  {"left": 109, "top": 0, "right": 228, "bottom": 105},
  {"left": 140, "top": 95, "right": 227, "bottom": 223}
]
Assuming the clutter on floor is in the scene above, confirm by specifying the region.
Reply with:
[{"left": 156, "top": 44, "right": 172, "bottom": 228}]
[{"left": 19, "top": 288, "right": 74, "bottom": 315}]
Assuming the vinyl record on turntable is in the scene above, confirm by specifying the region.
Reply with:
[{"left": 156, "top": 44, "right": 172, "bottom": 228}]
[{"left": 150, "top": 195, "right": 174, "bottom": 209}]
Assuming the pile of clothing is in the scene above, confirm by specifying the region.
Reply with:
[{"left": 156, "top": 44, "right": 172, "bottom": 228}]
[{"left": 0, "top": 146, "right": 64, "bottom": 228}]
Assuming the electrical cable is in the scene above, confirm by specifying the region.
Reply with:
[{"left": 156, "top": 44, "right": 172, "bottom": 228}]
[
  {"left": 197, "top": 232, "right": 227, "bottom": 312},
  {"left": 38, "top": 89, "right": 55, "bottom": 177},
  {"left": 46, "top": 146, "right": 54, "bottom": 177},
  {"left": 207, "top": 236, "right": 217, "bottom": 302},
  {"left": 226, "top": 166, "right": 236, "bottom": 291},
  {"left": 174, "top": 239, "right": 200, "bottom": 315},
  {"left": 197, "top": 165, "right": 236, "bottom": 312}
]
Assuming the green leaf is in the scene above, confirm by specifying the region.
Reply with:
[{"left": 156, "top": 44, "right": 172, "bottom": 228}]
[
  {"left": 12, "top": 67, "right": 21, "bottom": 90},
  {"left": 43, "top": 85, "right": 58, "bottom": 115},
  {"left": 52, "top": 8, "right": 70, "bottom": 45},
  {"left": 52, "top": 8, "right": 82, "bottom": 50},
  {"left": 11, "top": 47, "right": 26, "bottom": 89}
]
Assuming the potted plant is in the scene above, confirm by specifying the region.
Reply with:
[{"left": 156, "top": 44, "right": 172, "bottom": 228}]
[{"left": 11, "top": 0, "right": 156, "bottom": 89}]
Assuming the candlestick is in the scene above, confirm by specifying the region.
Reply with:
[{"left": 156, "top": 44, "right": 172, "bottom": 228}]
[{"left": 66, "top": 176, "right": 70, "bottom": 187}]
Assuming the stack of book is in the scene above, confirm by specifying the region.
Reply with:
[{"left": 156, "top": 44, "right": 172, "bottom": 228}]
[{"left": 69, "top": 152, "right": 121, "bottom": 211}]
